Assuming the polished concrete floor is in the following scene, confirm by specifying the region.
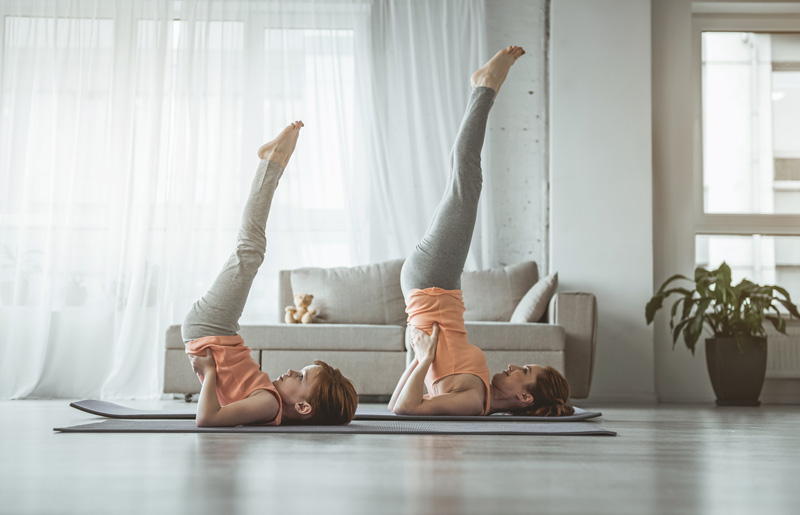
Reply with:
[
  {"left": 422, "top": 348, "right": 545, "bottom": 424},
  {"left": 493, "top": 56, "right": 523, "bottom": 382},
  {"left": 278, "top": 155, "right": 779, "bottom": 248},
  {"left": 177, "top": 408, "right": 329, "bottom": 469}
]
[{"left": 0, "top": 400, "right": 798, "bottom": 515}]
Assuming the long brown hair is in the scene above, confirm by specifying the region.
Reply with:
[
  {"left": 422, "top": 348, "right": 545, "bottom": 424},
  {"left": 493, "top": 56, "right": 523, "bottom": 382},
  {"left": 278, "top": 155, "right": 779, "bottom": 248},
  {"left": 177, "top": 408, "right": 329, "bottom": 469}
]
[
  {"left": 305, "top": 360, "right": 358, "bottom": 425},
  {"left": 510, "top": 366, "right": 574, "bottom": 417}
]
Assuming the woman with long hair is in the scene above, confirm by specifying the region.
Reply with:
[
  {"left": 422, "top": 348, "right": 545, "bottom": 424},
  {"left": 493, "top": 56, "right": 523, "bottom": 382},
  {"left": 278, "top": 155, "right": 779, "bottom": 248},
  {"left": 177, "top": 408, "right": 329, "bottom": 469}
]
[{"left": 389, "top": 46, "right": 573, "bottom": 418}]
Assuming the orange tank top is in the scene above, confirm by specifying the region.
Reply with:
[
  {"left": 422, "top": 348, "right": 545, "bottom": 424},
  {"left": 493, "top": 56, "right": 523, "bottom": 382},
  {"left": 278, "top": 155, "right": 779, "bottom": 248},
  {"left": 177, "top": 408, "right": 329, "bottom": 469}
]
[
  {"left": 405, "top": 287, "right": 491, "bottom": 415},
  {"left": 185, "top": 335, "right": 282, "bottom": 425}
]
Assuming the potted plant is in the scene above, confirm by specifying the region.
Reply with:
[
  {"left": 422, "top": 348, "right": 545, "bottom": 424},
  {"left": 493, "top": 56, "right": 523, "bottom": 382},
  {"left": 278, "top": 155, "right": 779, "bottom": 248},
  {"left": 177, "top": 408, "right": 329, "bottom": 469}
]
[{"left": 646, "top": 262, "right": 800, "bottom": 406}]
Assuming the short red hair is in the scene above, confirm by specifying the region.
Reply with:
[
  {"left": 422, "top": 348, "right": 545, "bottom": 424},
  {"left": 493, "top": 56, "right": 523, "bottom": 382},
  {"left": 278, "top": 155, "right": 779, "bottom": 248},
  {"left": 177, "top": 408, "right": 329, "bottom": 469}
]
[{"left": 305, "top": 360, "right": 358, "bottom": 425}]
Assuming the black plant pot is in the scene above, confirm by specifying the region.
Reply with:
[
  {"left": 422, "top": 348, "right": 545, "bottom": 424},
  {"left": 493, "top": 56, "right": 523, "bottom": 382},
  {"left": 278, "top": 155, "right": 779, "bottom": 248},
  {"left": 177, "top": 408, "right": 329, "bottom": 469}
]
[{"left": 705, "top": 337, "right": 767, "bottom": 407}]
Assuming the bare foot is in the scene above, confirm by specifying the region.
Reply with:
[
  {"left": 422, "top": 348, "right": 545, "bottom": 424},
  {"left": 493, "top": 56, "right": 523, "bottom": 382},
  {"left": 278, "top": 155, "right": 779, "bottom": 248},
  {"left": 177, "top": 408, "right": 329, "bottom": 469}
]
[
  {"left": 470, "top": 46, "right": 525, "bottom": 97},
  {"left": 257, "top": 121, "right": 304, "bottom": 169}
]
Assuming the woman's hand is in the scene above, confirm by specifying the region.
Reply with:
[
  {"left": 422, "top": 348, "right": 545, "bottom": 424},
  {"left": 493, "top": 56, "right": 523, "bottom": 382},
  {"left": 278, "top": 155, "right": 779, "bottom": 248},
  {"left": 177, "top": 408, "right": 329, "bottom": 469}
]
[
  {"left": 409, "top": 323, "right": 439, "bottom": 364},
  {"left": 189, "top": 349, "right": 216, "bottom": 377}
]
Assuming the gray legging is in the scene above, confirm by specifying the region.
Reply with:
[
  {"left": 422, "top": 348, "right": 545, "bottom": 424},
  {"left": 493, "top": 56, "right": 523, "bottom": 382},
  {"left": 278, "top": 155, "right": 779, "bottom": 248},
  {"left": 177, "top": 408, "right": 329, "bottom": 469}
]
[
  {"left": 181, "top": 160, "right": 284, "bottom": 343},
  {"left": 400, "top": 86, "right": 494, "bottom": 295}
]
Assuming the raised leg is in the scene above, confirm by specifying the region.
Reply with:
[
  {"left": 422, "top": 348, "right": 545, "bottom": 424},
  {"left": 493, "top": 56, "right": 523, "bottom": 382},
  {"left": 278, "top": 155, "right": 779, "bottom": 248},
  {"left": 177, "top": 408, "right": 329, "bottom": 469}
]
[
  {"left": 181, "top": 122, "right": 303, "bottom": 342},
  {"left": 400, "top": 46, "right": 525, "bottom": 295}
]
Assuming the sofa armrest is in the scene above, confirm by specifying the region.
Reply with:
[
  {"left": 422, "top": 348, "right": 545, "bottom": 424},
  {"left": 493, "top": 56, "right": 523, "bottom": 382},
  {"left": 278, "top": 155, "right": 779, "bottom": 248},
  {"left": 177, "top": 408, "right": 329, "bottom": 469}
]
[
  {"left": 278, "top": 270, "right": 294, "bottom": 323},
  {"left": 547, "top": 292, "right": 597, "bottom": 399}
]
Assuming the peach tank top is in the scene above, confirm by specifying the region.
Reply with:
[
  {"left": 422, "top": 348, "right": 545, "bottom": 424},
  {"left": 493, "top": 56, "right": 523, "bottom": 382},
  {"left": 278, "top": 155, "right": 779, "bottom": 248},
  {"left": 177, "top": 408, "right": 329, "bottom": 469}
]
[
  {"left": 185, "top": 335, "right": 282, "bottom": 425},
  {"left": 405, "top": 287, "right": 491, "bottom": 415}
]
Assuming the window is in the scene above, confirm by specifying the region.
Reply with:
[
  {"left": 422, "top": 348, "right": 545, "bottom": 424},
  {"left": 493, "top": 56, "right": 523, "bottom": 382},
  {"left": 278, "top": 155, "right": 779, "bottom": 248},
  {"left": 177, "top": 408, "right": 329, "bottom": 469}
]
[
  {"left": 695, "top": 19, "right": 800, "bottom": 305},
  {"left": 702, "top": 32, "right": 800, "bottom": 215}
]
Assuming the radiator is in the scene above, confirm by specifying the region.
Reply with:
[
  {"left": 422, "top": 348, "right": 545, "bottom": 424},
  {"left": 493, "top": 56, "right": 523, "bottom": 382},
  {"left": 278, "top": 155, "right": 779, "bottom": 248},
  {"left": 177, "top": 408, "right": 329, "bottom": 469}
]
[{"left": 765, "top": 321, "right": 800, "bottom": 379}]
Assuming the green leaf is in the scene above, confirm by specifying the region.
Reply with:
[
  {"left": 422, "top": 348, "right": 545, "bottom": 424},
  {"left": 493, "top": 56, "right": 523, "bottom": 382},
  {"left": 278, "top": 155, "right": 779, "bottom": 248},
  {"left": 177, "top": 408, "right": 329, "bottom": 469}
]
[
  {"left": 776, "top": 298, "right": 800, "bottom": 319},
  {"left": 645, "top": 294, "right": 665, "bottom": 325},
  {"left": 772, "top": 284, "right": 791, "bottom": 300},
  {"left": 670, "top": 298, "right": 684, "bottom": 329},
  {"left": 656, "top": 274, "right": 691, "bottom": 295},
  {"left": 646, "top": 287, "right": 693, "bottom": 324},
  {"left": 704, "top": 312, "right": 721, "bottom": 335},
  {"left": 685, "top": 298, "right": 712, "bottom": 351},
  {"left": 717, "top": 262, "right": 732, "bottom": 287},
  {"left": 735, "top": 279, "right": 756, "bottom": 294},
  {"left": 695, "top": 267, "right": 713, "bottom": 297},
  {"left": 682, "top": 292, "right": 694, "bottom": 320},
  {"left": 663, "top": 287, "right": 691, "bottom": 297},
  {"left": 695, "top": 297, "right": 713, "bottom": 319},
  {"left": 672, "top": 318, "right": 692, "bottom": 347},
  {"left": 765, "top": 315, "right": 786, "bottom": 334},
  {"left": 682, "top": 323, "right": 698, "bottom": 355}
]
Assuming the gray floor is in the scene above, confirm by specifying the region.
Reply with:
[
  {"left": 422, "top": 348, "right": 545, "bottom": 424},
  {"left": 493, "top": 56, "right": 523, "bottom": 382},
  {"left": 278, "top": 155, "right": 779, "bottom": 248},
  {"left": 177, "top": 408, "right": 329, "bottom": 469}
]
[{"left": 1, "top": 400, "right": 798, "bottom": 515}]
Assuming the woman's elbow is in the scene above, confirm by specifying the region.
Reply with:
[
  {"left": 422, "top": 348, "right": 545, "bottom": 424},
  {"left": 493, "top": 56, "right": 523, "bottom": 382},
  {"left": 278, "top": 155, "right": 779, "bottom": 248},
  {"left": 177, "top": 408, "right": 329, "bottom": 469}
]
[
  {"left": 391, "top": 404, "right": 415, "bottom": 416},
  {"left": 195, "top": 416, "right": 213, "bottom": 427}
]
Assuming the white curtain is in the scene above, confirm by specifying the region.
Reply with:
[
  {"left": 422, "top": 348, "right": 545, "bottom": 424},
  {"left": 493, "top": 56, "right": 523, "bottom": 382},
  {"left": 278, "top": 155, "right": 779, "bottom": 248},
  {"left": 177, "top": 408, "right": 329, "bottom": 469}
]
[
  {"left": 358, "top": 0, "right": 491, "bottom": 265},
  {"left": 0, "top": 0, "right": 490, "bottom": 399}
]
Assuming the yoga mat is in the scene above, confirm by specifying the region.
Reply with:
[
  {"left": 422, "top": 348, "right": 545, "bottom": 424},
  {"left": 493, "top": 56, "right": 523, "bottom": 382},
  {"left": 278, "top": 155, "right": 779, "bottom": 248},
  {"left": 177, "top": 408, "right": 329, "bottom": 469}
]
[
  {"left": 54, "top": 419, "right": 616, "bottom": 436},
  {"left": 354, "top": 407, "right": 601, "bottom": 422},
  {"left": 70, "top": 400, "right": 195, "bottom": 419},
  {"left": 70, "top": 400, "right": 602, "bottom": 422}
]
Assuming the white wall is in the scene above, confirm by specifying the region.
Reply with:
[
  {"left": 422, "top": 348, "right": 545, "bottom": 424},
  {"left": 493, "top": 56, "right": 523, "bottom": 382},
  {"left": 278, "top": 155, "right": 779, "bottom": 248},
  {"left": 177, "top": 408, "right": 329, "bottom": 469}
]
[
  {"left": 650, "top": 0, "right": 705, "bottom": 402},
  {"left": 550, "top": 0, "right": 656, "bottom": 402},
  {"left": 485, "top": 0, "right": 549, "bottom": 272}
]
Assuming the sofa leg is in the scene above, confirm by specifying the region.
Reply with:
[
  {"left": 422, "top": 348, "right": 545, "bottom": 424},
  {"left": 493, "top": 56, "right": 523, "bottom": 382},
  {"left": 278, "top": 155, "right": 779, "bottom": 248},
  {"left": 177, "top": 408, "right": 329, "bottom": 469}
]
[{"left": 184, "top": 393, "right": 193, "bottom": 403}]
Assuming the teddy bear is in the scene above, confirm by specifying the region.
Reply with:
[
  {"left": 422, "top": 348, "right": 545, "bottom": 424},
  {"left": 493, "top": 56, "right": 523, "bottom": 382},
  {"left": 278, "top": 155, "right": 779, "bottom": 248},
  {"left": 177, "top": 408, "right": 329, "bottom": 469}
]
[{"left": 284, "top": 293, "right": 317, "bottom": 324}]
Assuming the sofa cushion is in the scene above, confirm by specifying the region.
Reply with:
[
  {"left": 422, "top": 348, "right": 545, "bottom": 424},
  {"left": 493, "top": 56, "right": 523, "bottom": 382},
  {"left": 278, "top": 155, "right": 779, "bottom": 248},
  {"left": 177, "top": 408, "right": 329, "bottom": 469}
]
[
  {"left": 510, "top": 272, "right": 559, "bottom": 323},
  {"left": 461, "top": 262, "right": 538, "bottom": 321},
  {"left": 462, "top": 321, "right": 565, "bottom": 351},
  {"left": 242, "top": 324, "right": 406, "bottom": 352},
  {"left": 290, "top": 259, "right": 406, "bottom": 325},
  {"left": 261, "top": 350, "right": 408, "bottom": 396}
]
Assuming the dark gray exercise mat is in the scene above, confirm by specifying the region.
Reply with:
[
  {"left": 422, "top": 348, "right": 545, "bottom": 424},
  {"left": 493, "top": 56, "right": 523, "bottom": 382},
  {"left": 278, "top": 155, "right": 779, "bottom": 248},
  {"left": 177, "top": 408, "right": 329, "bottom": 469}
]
[
  {"left": 70, "top": 400, "right": 602, "bottom": 422},
  {"left": 54, "top": 419, "right": 616, "bottom": 436},
  {"left": 354, "top": 407, "right": 601, "bottom": 422},
  {"left": 70, "top": 400, "right": 196, "bottom": 419}
]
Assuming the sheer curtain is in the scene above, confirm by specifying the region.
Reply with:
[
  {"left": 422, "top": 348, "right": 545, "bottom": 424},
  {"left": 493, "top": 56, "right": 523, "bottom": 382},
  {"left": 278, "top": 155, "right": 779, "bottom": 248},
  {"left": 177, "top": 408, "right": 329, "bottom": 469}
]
[
  {"left": 358, "top": 0, "right": 491, "bottom": 265},
  {"left": 0, "top": 0, "right": 490, "bottom": 399}
]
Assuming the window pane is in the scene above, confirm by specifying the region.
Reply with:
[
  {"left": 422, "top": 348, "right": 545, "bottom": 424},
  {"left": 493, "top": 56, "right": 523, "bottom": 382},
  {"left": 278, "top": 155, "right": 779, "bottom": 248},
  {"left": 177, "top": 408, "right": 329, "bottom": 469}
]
[
  {"left": 696, "top": 235, "right": 800, "bottom": 312},
  {"left": 702, "top": 32, "right": 800, "bottom": 214}
]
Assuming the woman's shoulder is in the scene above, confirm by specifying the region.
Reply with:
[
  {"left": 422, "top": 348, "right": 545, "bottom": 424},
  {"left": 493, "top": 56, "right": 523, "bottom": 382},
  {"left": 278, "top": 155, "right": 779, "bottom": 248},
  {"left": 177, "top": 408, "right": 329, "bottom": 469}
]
[
  {"left": 434, "top": 373, "right": 485, "bottom": 396},
  {"left": 245, "top": 388, "right": 282, "bottom": 424}
]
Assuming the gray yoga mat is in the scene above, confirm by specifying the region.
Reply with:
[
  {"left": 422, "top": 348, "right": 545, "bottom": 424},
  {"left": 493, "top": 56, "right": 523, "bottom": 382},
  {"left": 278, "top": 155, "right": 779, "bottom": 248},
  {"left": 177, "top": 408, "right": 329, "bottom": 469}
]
[
  {"left": 354, "top": 407, "right": 601, "bottom": 422},
  {"left": 70, "top": 400, "right": 603, "bottom": 422},
  {"left": 54, "top": 419, "right": 616, "bottom": 436}
]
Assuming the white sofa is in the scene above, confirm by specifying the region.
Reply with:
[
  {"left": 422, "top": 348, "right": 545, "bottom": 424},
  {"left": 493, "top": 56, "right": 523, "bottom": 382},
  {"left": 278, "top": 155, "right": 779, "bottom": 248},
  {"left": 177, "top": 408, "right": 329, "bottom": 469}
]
[{"left": 163, "top": 260, "right": 597, "bottom": 399}]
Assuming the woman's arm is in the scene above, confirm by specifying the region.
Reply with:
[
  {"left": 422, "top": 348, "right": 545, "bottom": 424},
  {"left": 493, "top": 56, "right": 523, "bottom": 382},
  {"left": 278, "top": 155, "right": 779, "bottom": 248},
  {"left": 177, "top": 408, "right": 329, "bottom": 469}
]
[
  {"left": 391, "top": 324, "right": 484, "bottom": 416},
  {"left": 388, "top": 357, "right": 419, "bottom": 411},
  {"left": 390, "top": 355, "right": 432, "bottom": 415},
  {"left": 190, "top": 350, "right": 280, "bottom": 427},
  {"left": 391, "top": 324, "right": 438, "bottom": 415}
]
